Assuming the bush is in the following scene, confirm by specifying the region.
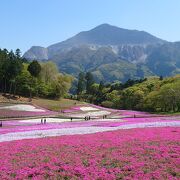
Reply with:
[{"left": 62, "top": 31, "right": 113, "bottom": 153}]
[{"left": 101, "top": 101, "right": 114, "bottom": 108}]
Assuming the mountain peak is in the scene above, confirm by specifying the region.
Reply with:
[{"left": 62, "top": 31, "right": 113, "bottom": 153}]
[
  {"left": 24, "top": 24, "right": 165, "bottom": 60},
  {"left": 73, "top": 23, "right": 164, "bottom": 46},
  {"left": 23, "top": 46, "right": 48, "bottom": 60},
  {"left": 93, "top": 23, "right": 114, "bottom": 29}
]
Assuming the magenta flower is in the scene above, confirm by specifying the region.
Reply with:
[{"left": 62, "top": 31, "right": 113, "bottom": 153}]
[{"left": 0, "top": 127, "right": 179, "bottom": 179}]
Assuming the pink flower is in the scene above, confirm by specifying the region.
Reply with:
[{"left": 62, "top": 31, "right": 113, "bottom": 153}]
[{"left": 0, "top": 127, "right": 179, "bottom": 179}]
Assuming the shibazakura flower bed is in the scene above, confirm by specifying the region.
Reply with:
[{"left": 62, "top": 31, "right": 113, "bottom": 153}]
[
  {"left": 0, "top": 127, "right": 179, "bottom": 179},
  {"left": 1, "top": 115, "right": 179, "bottom": 135},
  {"left": 0, "top": 104, "right": 57, "bottom": 118},
  {"left": 62, "top": 105, "right": 159, "bottom": 119}
]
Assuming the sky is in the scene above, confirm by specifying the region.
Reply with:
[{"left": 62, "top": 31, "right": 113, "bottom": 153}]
[{"left": 0, "top": 0, "right": 180, "bottom": 53}]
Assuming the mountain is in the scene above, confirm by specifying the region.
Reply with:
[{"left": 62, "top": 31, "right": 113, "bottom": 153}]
[
  {"left": 47, "top": 24, "right": 164, "bottom": 57},
  {"left": 147, "top": 42, "right": 180, "bottom": 76},
  {"left": 24, "top": 24, "right": 164, "bottom": 59},
  {"left": 24, "top": 46, "right": 48, "bottom": 60},
  {"left": 23, "top": 24, "right": 180, "bottom": 82}
]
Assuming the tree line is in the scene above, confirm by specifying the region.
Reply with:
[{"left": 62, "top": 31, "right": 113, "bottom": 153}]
[
  {"left": 1, "top": 48, "right": 179, "bottom": 112},
  {"left": 0, "top": 49, "right": 73, "bottom": 99},
  {"left": 76, "top": 72, "right": 180, "bottom": 113}
]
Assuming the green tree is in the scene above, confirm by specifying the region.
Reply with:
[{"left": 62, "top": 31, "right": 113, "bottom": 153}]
[
  {"left": 0, "top": 49, "right": 9, "bottom": 92},
  {"left": 40, "top": 61, "right": 58, "bottom": 84},
  {"left": 99, "top": 81, "right": 104, "bottom": 92},
  {"left": 144, "top": 91, "right": 160, "bottom": 112},
  {"left": 27, "top": 60, "right": 41, "bottom": 99},
  {"left": 85, "top": 72, "right": 94, "bottom": 94},
  {"left": 77, "top": 72, "right": 86, "bottom": 95},
  {"left": 51, "top": 74, "right": 73, "bottom": 99},
  {"left": 8, "top": 58, "right": 23, "bottom": 94},
  {"left": 157, "top": 82, "right": 180, "bottom": 112},
  {"left": 121, "top": 87, "right": 144, "bottom": 110},
  {"left": 16, "top": 64, "right": 32, "bottom": 97},
  {"left": 15, "top": 49, "right": 21, "bottom": 59},
  {"left": 28, "top": 60, "right": 41, "bottom": 78}
]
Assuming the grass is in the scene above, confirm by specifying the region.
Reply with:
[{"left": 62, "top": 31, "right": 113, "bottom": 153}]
[
  {"left": 154, "top": 111, "right": 180, "bottom": 115},
  {"left": 0, "top": 94, "right": 86, "bottom": 112},
  {"left": 32, "top": 98, "right": 86, "bottom": 111}
]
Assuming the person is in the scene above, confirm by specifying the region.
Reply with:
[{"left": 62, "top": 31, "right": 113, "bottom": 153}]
[
  {"left": 41, "top": 119, "right": 43, "bottom": 124},
  {"left": 44, "top": 118, "right": 46, "bottom": 124},
  {"left": 0, "top": 121, "right": 2, "bottom": 127},
  {"left": 70, "top": 117, "right": 72, "bottom": 122},
  {"left": 89, "top": 116, "right": 91, "bottom": 120}
]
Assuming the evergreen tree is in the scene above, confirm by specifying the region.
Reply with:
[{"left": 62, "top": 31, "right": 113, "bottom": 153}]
[
  {"left": 8, "top": 56, "right": 23, "bottom": 94},
  {"left": 28, "top": 60, "right": 41, "bottom": 78},
  {"left": 85, "top": 72, "right": 94, "bottom": 94},
  {"left": 27, "top": 60, "right": 41, "bottom": 99},
  {"left": 77, "top": 72, "right": 85, "bottom": 95},
  {"left": 15, "top": 49, "right": 21, "bottom": 59}
]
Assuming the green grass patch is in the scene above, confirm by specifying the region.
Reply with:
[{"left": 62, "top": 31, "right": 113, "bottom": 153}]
[{"left": 32, "top": 98, "right": 86, "bottom": 111}]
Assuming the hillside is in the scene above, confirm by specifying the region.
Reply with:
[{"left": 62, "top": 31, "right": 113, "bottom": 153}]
[
  {"left": 0, "top": 94, "right": 84, "bottom": 111},
  {"left": 79, "top": 74, "right": 180, "bottom": 113}
]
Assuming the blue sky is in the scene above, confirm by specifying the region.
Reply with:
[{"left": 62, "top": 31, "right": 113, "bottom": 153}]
[{"left": 0, "top": 0, "right": 180, "bottom": 53}]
